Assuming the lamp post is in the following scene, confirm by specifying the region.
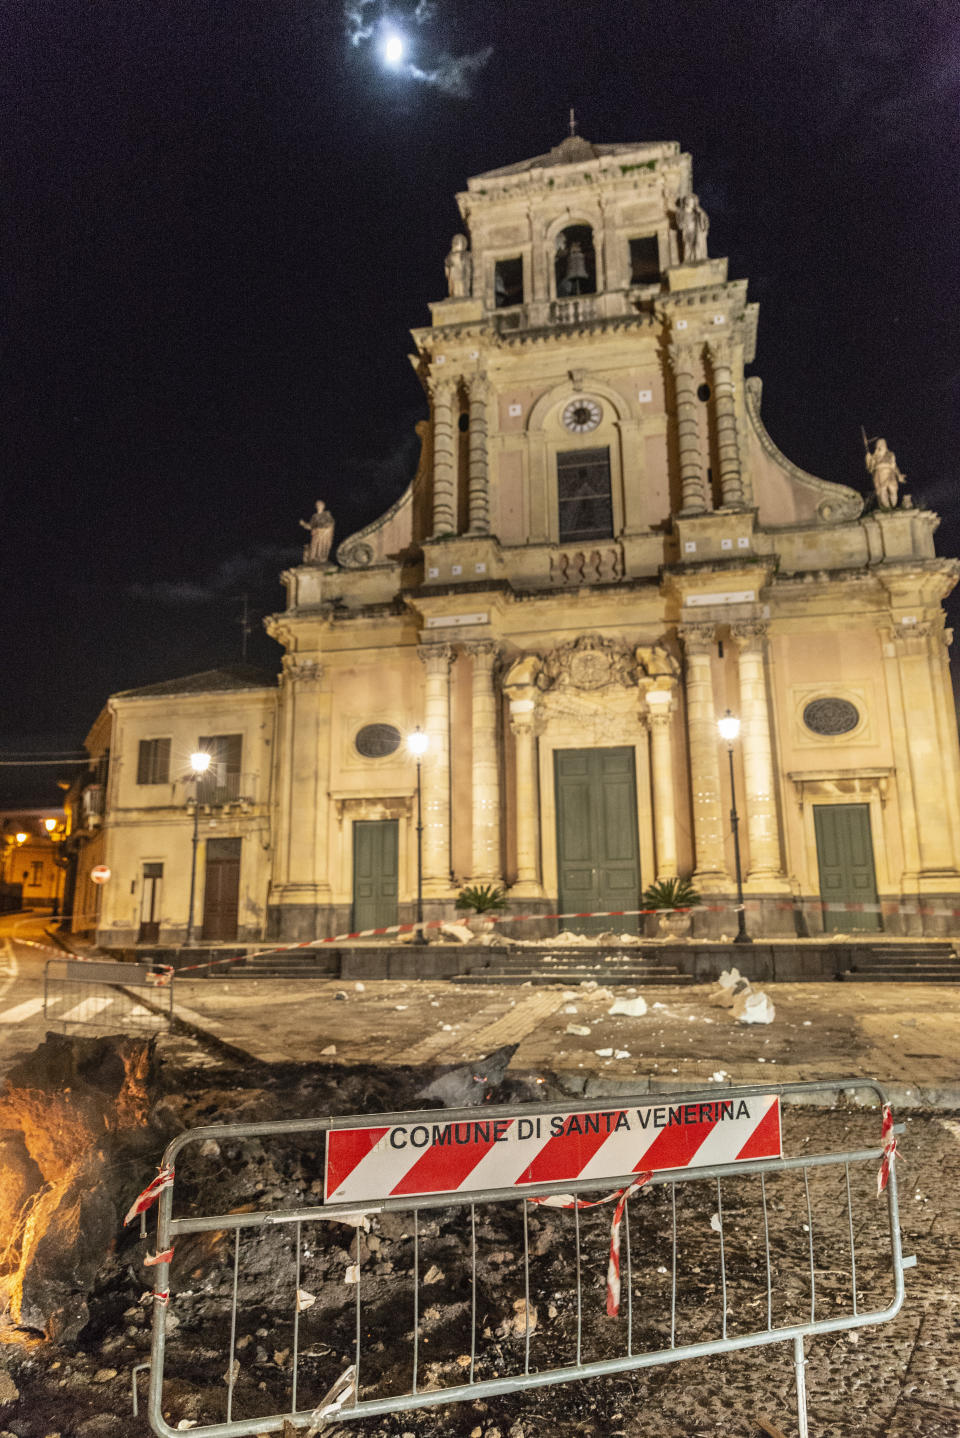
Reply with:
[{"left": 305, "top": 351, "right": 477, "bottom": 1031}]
[
  {"left": 185, "top": 751, "right": 211, "bottom": 946},
  {"left": 44, "top": 818, "right": 63, "bottom": 917},
  {"left": 718, "top": 710, "right": 751, "bottom": 944},
  {"left": 407, "top": 727, "right": 429, "bottom": 945}
]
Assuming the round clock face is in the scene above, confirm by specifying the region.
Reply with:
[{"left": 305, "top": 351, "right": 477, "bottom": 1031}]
[{"left": 562, "top": 397, "right": 602, "bottom": 434}]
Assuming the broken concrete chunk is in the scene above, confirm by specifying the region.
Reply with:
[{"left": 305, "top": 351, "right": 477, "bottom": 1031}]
[
  {"left": 609, "top": 996, "right": 648, "bottom": 1017},
  {"left": 733, "top": 989, "right": 776, "bottom": 1024},
  {"left": 565, "top": 1024, "right": 591, "bottom": 1037}
]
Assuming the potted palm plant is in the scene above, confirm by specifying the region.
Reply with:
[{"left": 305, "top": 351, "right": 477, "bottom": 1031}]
[
  {"left": 642, "top": 876, "right": 701, "bottom": 938},
  {"left": 455, "top": 883, "right": 508, "bottom": 936}
]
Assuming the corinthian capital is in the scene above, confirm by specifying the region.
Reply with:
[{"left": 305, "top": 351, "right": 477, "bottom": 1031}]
[
  {"left": 707, "top": 337, "right": 734, "bottom": 368},
  {"left": 730, "top": 621, "right": 768, "bottom": 652},
  {"left": 677, "top": 622, "right": 716, "bottom": 656},
  {"left": 462, "top": 639, "right": 500, "bottom": 670},
  {"left": 417, "top": 643, "right": 456, "bottom": 674},
  {"left": 427, "top": 375, "right": 457, "bottom": 406},
  {"left": 667, "top": 342, "right": 698, "bottom": 376},
  {"left": 282, "top": 655, "right": 323, "bottom": 685}
]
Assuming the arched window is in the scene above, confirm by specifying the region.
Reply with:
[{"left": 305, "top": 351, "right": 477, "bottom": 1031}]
[{"left": 554, "top": 224, "right": 596, "bottom": 297}]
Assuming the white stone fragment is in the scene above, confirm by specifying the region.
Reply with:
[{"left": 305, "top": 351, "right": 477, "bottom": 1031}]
[
  {"left": 565, "top": 1023, "right": 591, "bottom": 1037},
  {"left": 608, "top": 996, "right": 648, "bottom": 1017},
  {"left": 733, "top": 989, "right": 776, "bottom": 1024},
  {"left": 595, "top": 1048, "right": 613, "bottom": 1057}
]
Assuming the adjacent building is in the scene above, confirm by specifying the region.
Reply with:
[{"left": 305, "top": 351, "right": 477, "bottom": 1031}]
[{"left": 79, "top": 133, "right": 960, "bottom": 948}]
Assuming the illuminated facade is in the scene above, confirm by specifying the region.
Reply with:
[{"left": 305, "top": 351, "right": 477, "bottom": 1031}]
[{"left": 83, "top": 135, "right": 960, "bottom": 946}]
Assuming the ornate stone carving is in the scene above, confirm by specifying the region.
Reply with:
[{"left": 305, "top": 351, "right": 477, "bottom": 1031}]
[
  {"left": 283, "top": 656, "right": 323, "bottom": 685},
  {"left": 502, "top": 654, "right": 542, "bottom": 690},
  {"left": 539, "top": 634, "right": 636, "bottom": 692},
  {"left": 677, "top": 623, "right": 716, "bottom": 656},
  {"left": 745, "top": 378, "right": 863, "bottom": 522},
  {"left": 417, "top": 643, "right": 456, "bottom": 674},
  {"left": 549, "top": 546, "right": 623, "bottom": 586},
  {"left": 730, "top": 622, "right": 769, "bottom": 652},
  {"left": 636, "top": 642, "right": 680, "bottom": 677},
  {"left": 339, "top": 542, "right": 373, "bottom": 568},
  {"left": 354, "top": 723, "right": 402, "bottom": 758},
  {"left": 676, "top": 193, "right": 709, "bottom": 263}
]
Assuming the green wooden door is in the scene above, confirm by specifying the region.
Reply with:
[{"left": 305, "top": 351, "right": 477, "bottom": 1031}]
[
  {"left": 813, "top": 803, "right": 881, "bottom": 932},
  {"left": 352, "top": 820, "right": 399, "bottom": 932},
  {"left": 554, "top": 748, "right": 641, "bottom": 934}
]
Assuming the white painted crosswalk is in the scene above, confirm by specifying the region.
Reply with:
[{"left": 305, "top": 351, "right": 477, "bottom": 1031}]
[
  {"left": 0, "top": 996, "right": 46, "bottom": 1024},
  {"left": 0, "top": 991, "right": 168, "bottom": 1030}
]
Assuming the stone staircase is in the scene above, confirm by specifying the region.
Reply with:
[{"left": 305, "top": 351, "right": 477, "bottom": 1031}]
[
  {"left": 211, "top": 948, "right": 341, "bottom": 980},
  {"left": 838, "top": 943, "right": 960, "bottom": 983},
  {"left": 451, "top": 946, "right": 695, "bottom": 987}
]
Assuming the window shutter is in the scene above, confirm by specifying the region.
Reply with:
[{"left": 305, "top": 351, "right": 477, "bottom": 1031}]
[{"left": 137, "top": 741, "right": 151, "bottom": 785}]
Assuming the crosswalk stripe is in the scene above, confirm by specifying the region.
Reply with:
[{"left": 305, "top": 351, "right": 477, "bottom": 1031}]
[
  {"left": 0, "top": 996, "right": 46, "bottom": 1024},
  {"left": 59, "top": 996, "right": 116, "bottom": 1023}
]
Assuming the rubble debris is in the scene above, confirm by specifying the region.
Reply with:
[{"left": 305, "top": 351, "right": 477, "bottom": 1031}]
[
  {"left": 733, "top": 990, "right": 776, "bottom": 1025},
  {"left": 608, "top": 996, "right": 648, "bottom": 1018},
  {"left": 565, "top": 1024, "right": 591, "bottom": 1037}
]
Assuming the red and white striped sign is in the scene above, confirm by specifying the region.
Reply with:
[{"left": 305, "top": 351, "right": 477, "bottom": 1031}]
[{"left": 324, "top": 1095, "right": 782, "bottom": 1204}]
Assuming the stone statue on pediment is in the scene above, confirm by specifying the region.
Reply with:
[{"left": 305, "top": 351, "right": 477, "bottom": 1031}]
[
  {"left": 444, "top": 234, "right": 472, "bottom": 298},
  {"left": 676, "top": 193, "right": 709, "bottom": 263},
  {"left": 299, "top": 500, "right": 335, "bottom": 564},
  {"left": 864, "top": 437, "right": 905, "bottom": 509}
]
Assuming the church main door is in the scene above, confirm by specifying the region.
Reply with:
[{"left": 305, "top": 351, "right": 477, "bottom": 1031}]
[
  {"left": 352, "top": 819, "right": 398, "bottom": 933},
  {"left": 813, "top": 803, "right": 881, "bottom": 932},
  {"left": 554, "top": 748, "right": 641, "bottom": 934}
]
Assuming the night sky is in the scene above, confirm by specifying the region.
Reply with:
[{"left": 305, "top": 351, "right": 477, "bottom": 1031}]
[{"left": 3, "top": 0, "right": 959, "bottom": 804}]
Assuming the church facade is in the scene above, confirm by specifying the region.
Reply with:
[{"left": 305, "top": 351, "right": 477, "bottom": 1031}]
[{"left": 79, "top": 134, "right": 960, "bottom": 947}]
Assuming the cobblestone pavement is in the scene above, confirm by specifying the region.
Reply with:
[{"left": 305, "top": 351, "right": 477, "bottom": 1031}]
[{"left": 169, "top": 976, "right": 960, "bottom": 1107}]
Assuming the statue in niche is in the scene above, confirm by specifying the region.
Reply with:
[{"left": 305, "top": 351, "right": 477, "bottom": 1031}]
[
  {"left": 444, "top": 234, "right": 472, "bottom": 298},
  {"left": 676, "top": 193, "right": 710, "bottom": 263},
  {"left": 864, "top": 436, "right": 905, "bottom": 509},
  {"left": 299, "top": 500, "right": 335, "bottom": 564}
]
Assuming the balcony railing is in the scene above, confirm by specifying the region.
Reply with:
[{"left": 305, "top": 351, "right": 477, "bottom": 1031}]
[{"left": 191, "top": 771, "right": 258, "bottom": 808}]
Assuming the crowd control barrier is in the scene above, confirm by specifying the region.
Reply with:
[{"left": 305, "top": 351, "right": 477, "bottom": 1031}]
[
  {"left": 43, "top": 957, "right": 173, "bottom": 1032},
  {"left": 134, "top": 1078, "right": 910, "bottom": 1437}
]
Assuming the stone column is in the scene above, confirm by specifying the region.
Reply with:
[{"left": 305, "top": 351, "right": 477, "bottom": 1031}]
[
  {"left": 508, "top": 694, "right": 541, "bottom": 896},
  {"left": 678, "top": 624, "right": 729, "bottom": 885},
  {"left": 668, "top": 343, "right": 708, "bottom": 514},
  {"left": 417, "top": 644, "right": 455, "bottom": 894},
  {"left": 892, "top": 625, "right": 960, "bottom": 878},
  {"left": 645, "top": 686, "right": 679, "bottom": 880},
  {"left": 465, "top": 641, "right": 501, "bottom": 882},
  {"left": 467, "top": 375, "right": 491, "bottom": 535},
  {"left": 708, "top": 338, "right": 745, "bottom": 508},
  {"left": 430, "top": 378, "right": 457, "bottom": 537},
  {"left": 271, "top": 657, "right": 329, "bottom": 935},
  {"left": 731, "top": 623, "right": 785, "bottom": 882}
]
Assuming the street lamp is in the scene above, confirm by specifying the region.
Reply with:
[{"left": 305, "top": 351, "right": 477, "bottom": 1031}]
[
  {"left": 718, "top": 710, "right": 751, "bottom": 945},
  {"left": 185, "top": 751, "right": 212, "bottom": 946},
  {"left": 44, "top": 818, "right": 64, "bottom": 917},
  {"left": 407, "top": 727, "right": 429, "bottom": 945}
]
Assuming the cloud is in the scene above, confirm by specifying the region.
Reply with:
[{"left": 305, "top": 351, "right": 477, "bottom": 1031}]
[
  {"left": 129, "top": 545, "right": 299, "bottom": 606},
  {"left": 408, "top": 47, "right": 494, "bottom": 99},
  {"left": 344, "top": 0, "right": 492, "bottom": 98}
]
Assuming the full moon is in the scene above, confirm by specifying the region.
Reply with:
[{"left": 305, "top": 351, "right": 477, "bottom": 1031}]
[{"left": 383, "top": 32, "right": 405, "bottom": 65}]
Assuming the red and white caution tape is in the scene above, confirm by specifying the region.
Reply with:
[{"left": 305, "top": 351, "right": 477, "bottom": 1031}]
[
  {"left": 144, "top": 1247, "right": 175, "bottom": 1267},
  {"left": 171, "top": 896, "right": 960, "bottom": 974},
  {"left": 877, "top": 1104, "right": 897, "bottom": 1196},
  {"left": 527, "top": 1172, "right": 653, "bottom": 1316},
  {"left": 124, "top": 1166, "right": 175, "bottom": 1226}
]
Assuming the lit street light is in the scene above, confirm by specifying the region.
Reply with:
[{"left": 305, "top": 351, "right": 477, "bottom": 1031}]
[
  {"left": 407, "top": 727, "right": 429, "bottom": 945},
  {"left": 185, "top": 751, "right": 212, "bottom": 947},
  {"left": 718, "top": 710, "right": 751, "bottom": 945}
]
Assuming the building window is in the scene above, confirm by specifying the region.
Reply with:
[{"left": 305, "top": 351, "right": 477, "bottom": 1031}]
[
  {"left": 555, "top": 225, "right": 596, "bottom": 296},
  {"left": 137, "top": 738, "right": 171, "bottom": 785},
  {"left": 197, "top": 734, "right": 243, "bottom": 803},
  {"left": 30, "top": 861, "right": 43, "bottom": 886},
  {"left": 629, "top": 235, "right": 660, "bottom": 285},
  {"left": 557, "top": 447, "right": 614, "bottom": 544},
  {"left": 494, "top": 257, "right": 524, "bottom": 308}
]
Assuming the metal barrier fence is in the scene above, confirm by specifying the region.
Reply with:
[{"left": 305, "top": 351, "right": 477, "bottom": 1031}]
[
  {"left": 43, "top": 957, "right": 173, "bottom": 1032},
  {"left": 138, "top": 1079, "right": 909, "bottom": 1438}
]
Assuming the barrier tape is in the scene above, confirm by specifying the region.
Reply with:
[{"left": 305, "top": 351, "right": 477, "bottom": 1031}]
[
  {"left": 878, "top": 1104, "right": 897, "bottom": 1196},
  {"left": 124, "top": 1166, "right": 175, "bottom": 1226},
  {"left": 170, "top": 896, "right": 960, "bottom": 975},
  {"left": 527, "top": 1171, "right": 652, "bottom": 1316},
  {"left": 144, "top": 1247, "right": 175, "bottom": 1267}
]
